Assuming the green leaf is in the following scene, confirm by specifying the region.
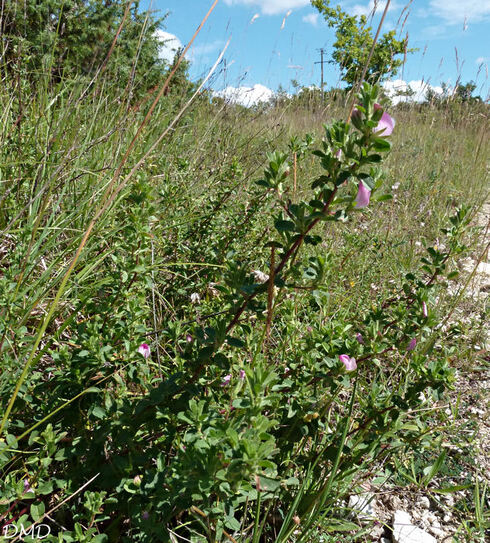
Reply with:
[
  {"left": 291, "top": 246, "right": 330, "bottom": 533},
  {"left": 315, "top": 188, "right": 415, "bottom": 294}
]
[
  {"left": 91, "top": 406, "right": 106, "bottom": 419},
  {"left": 423, "top": 450, "right": 446, "bottom": 485},
  {"left": 30, "top": 502, "right": 45, "bottom": 522},
  {"left": 321, "top": 519, "right": 360, "bottom": 532},
  {"left": 374, "top": 194, "right": 393, "bottom": 202},
  {"left": 36, "top": 481, "right": 54, "bottom": 495},
  {"left": 6, "top": 434, "right": 17, "bottom": 448},
  {"left": 225, "top": 516, "right": 241, "bottom": 531},
  {"left": 432, "top": 484, "right": 472, "bottom": 493},
  {"left": 275, "top": 219, "right": 296, "bottom": 232},
  {"left": 372, "top": 137, "right": 391, "bottom": 152}
]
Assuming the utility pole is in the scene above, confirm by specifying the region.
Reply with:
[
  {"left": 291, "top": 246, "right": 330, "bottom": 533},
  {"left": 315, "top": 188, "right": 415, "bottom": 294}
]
[{"left": 314, "top": 48, "right": 327, "bottom": 103}]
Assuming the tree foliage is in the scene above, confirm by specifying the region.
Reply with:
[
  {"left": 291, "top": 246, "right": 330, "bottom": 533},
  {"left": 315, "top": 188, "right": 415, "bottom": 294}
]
[
  {"left": 311, "top": 0, "right": 414, "bottom": 87},
  {"left": 1, "top": 0, "right": 168, "bottom": 92}
]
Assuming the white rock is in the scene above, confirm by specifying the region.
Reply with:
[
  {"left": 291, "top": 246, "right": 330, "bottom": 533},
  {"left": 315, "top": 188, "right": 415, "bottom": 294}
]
[
  {"left": 443, "top": 494, "right": 455, "bottom": 507},
  {"left": 348, "top": 493, "right": 376, "bottom": 520},
  {"left": 429, "top": 525, "right": 446, "bottom": 539},
  {"left": 417, "top": 496, "right": 430, "bottom": 509},
  {"left": 393, "top": 510, "right": 437, "bottom": 543},
  {"left": 476, "top": 262, "right": 490, "bottom": 276},
  {"left": 425, "top": 512, "right": 438, "bottom": 525}
]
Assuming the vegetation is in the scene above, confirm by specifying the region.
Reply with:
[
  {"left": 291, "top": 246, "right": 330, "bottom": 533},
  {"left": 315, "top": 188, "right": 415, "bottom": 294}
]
[
  {"left": 0, "top": 2, "right": 488, "bottom": 542},
  {"left": 1, "top": 0, "right": 166, "bottom": 95},
  {"left": 311, "top": 0, "right": 413, "bottom": 87}
]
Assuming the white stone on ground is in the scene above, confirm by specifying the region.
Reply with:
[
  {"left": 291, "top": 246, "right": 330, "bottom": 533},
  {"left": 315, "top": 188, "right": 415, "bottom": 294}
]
[
  {"left": 393, "top": 510, "right": 436, "bottom": 543},
  {"left": 416, "top": 496, "right": 430, "bottom": 509},
  {"left": 348, "top": 492, "right": 376, "bottom": 520}
]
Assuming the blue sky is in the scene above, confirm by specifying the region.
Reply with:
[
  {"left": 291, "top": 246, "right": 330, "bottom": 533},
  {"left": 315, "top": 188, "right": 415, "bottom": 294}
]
[{"left": 141, "top": 0, "right": 490, "bottom": 104}]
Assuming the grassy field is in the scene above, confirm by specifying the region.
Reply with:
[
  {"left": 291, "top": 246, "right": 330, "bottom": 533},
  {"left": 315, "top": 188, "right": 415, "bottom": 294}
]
[{"left": 0, "top": 67, "right": 489, "bottom": 542}]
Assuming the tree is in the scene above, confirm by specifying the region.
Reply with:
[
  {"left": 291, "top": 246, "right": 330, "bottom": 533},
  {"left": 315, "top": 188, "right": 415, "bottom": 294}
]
[
  {"left": 1, "top": 0, "right": 168, "bottom": 94},
  {"left": 311, "top": 0, "right": 414, "bottom": 87},
  {"left": 455, "top": 81, "right": 480, "bottom": 102}
]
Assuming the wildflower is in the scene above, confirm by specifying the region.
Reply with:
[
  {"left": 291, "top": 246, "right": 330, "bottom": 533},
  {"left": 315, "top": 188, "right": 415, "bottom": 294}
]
[
  {"left": 186, "top": 334, "right": 193, "bottom": 343},
  {"left": 23, "top": 479, "right": 32, "bottom": 493},
  {"left": 252, "top": 270, "right": 269, "bottom": 284},
  {"left": 138, "top": 343, "right": 150, "bottom": 359},
  {"left": 373, "top": 103, "right": 395, "bottom": 136},
  {"left": 422, "top": 301, "right": 428, "bottom": 318},
  {"left": 355, "top": 182, "right": 371, "bottom": 208},
  {"left": 356, "top": 333, "right": 364, "bottom": 344},
  {"left": 142, "top": 511, "right": 150, "bottom": 520},
  {"left": 339, "top": 354, "right": 357, "bottom": 371},
  {"left": 221, "top": 374, "right": 232, "bottom": 386},
  {"left": 352, "top": 103, "right": 395, "bottom": 136},
  {"left": 284, "top": 367, "right": 290, "bottom": 374},
  {"left": 190, "top": 292, "right": 201, "bottom": 304},
  {"left": 239, "top": 369, "right": 246, "bottom": 380},
  {"left": 407, "top": 338, "right": 417, "bottom": 351}
]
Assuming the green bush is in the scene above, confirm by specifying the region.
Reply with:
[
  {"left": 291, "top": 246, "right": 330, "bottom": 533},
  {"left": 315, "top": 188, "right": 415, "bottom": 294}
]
[{"left": 1, "top": 77, "right": 482, "bottom": 541}]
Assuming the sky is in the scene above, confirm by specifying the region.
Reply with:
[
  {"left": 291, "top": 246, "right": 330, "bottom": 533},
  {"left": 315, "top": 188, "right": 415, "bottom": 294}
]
[{"left": 140, "top": 0, "right": 490, "bottom": 105}]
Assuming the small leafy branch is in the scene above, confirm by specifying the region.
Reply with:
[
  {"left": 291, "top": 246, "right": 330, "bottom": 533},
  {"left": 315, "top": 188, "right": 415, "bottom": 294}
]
[{"left": 193, "top": 83, "right": 396, "bottom": 361}]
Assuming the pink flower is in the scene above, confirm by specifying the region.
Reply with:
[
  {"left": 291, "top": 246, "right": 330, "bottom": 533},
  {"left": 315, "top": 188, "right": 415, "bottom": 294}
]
[
  {"left": 407, "top": 338, "right": 417, "bottom": 351},
  {"left": 221, "top": 374, "right": 232, "bottom": 386},
  {"left": 239, "top": 369, "right": 246, "bottom": 380},
  {"left": 142, "top": 511, "right": 150, "bottom": 520},
  {"left": 339, "top": 354, "right": 357, "bottom": 371},
  {"left": 422, "top": 302, "right": 428, "bottom": 318},
  {"left": 355, "top": 183, "right": 371, "bottom": 208},
  {"left": 23, "top": 479, "right": 31, "bottom": 493},
  {"left": 186, "top": 334, "right": 193, "bottom": 343},
  {"left": 138, "top": 343, "right": 151, "bottom": 359},
  {"left": 373, "top": 103, "right": 395, "bottom": 136},
  {"left": 356, "top": 333, "right": 364, "bottom": 344}
]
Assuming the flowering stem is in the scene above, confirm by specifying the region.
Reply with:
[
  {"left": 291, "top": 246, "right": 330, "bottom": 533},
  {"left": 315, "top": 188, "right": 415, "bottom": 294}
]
[
  {"left": 265, "top": 245, "right": 276, "bottom": 346},
  {"left": 225, "top": 187, "right": 338, "bottom": 335}
]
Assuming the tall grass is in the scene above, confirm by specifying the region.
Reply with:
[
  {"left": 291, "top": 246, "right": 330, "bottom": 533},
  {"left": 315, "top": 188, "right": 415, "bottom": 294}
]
[{"left": 0, "top": 24, "right": 489, "bottom": 541}]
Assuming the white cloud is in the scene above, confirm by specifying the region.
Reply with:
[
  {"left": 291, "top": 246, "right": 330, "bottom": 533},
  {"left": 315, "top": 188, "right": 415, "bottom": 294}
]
[
  {"left": 223, "top": 0, "right": 310, "bottom": 16},
  {"left": 302, "top": 13, "right": 319, "bottom": 25},
  {"left": 429, "top": 0, "right": 490, "bottom": 24},
  {"left": 155, "top": 30, "right": 182, "bottom": 63},
  {"left": 213, "top": 84, "right": 274, "bottom": 106},
  {"left": 351, "top": 1, "right": 401, "bottom": 17},
  {"left": 352, "top": 1, "right": 386, "bottom": 17},
  {"left": 475, "top": 56, "right": 488, "bottom": 65},
  {"left": 383, "top": 79, "right": 447, "bottom": 103}
]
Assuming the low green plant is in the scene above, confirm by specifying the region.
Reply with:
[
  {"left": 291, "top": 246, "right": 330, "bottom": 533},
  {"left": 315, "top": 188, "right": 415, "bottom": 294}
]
[{"left": 1, "top": 79, "right": 480, "bottom": 543}]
